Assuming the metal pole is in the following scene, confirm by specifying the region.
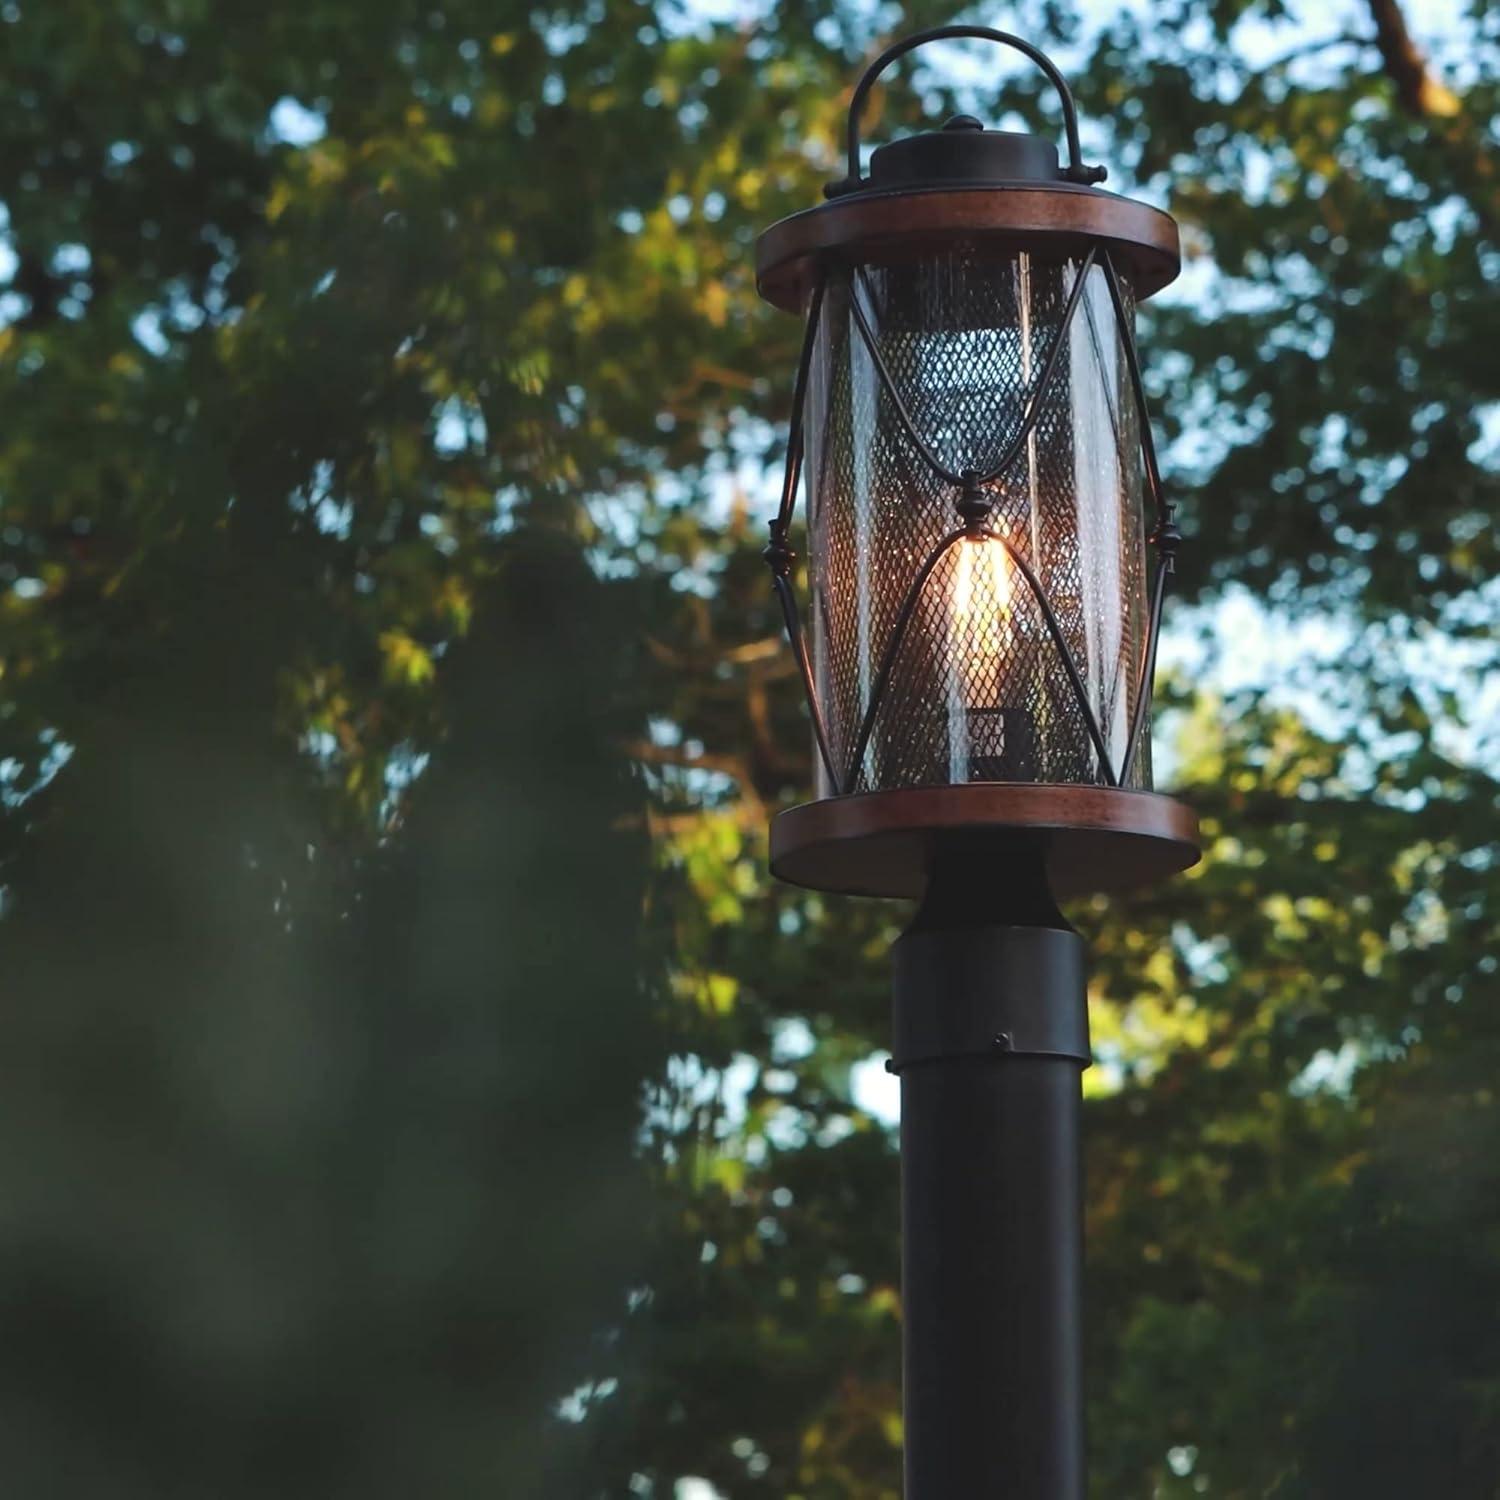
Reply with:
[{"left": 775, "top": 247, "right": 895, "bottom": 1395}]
[{"left": 892, "top": 841, "right": 1089, "bottom": 1498}]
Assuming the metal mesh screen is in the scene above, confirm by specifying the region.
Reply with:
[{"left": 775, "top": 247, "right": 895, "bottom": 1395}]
[{"left": 803, "top": 243, "right": 1151, "bottom": 797}]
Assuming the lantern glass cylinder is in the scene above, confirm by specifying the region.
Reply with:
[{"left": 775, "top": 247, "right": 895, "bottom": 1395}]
[{"left": 804, "top": 244, "right": 1152, "bottom": 797}]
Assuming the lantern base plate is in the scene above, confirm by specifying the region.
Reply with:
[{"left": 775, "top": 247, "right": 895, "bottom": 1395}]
[{"left": 770, "top": 785, "right": 1199, "bottom": 901}]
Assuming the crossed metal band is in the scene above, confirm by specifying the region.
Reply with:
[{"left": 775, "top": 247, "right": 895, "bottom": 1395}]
[{"left": 764, "top": 245, "right": 1182, "bottom": 797}]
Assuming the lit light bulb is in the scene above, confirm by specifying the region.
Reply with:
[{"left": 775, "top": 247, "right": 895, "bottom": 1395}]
[
  {"left": 952, "top": 536, "right": 1013, "bottom": 701},
  {"left": 948, "top": 534, "right": 1036, "bottom": 782}
]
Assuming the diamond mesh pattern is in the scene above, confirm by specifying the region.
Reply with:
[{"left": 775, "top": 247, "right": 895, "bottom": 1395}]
[{"left": 803, "top": 244, "right": 1151, "bottom": 796}]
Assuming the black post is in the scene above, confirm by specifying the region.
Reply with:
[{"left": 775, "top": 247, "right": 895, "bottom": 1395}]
[{"left": 892, "top": 841, "right": 1089, "bottom": 1499}]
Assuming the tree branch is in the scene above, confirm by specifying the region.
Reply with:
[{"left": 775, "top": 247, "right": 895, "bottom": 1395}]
[
  {"left": 1366, "top": 0, "right": 1460, "bottom": 117},
  {"left": 1365, "top": 0, "right": 1496, "bottom": 240}
]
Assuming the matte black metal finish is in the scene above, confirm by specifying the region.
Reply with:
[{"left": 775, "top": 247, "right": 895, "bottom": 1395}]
[
  {"left": 869, "top": 122, "right": 1061, "bottom": 189},
  {"left": 894, "top": 874, "right": 1088, "bottom": 1499},
  {"left": 892, "top": 928, "right": 1089, "bottom": 1069},
  {"left": 827, "top": 25, "right": 1106, "bottom": 196}
]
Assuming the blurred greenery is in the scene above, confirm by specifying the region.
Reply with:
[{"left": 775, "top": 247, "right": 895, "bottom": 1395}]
[{"left": 0, "top": 0, "right": 1494, "bottom": 1497}]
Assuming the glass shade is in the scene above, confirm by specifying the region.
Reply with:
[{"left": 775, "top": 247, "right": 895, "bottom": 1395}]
[{"left": 802, "top": 244, "right": 1152, "bottom": 797}]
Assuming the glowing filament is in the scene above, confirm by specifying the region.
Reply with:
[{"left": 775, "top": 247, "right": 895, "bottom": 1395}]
[{"left": 952, "top": 537, "right": 1013, "bottom": 706}]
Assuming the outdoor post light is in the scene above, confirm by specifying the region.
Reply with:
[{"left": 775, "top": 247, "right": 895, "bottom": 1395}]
[{"left": 756, "top": 27, "right": 1201, "bottom": 1498}]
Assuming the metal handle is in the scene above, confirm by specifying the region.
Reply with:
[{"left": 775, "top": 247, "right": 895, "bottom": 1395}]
[{"left": 827, "top": 25, "right": 1107, "bottom": 198}]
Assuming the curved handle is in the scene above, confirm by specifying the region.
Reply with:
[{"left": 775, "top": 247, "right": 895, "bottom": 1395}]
[{"left": 827, "top": 26, "right": 1107, "bottom": 198}]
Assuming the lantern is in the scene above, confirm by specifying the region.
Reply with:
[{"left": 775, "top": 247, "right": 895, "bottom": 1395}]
[
  {"left": 760, "top": 26, "right": 1198, "bottom": 902},
  {"left": 754, "top": 31, "right": 1208, "bottom": 1492}
]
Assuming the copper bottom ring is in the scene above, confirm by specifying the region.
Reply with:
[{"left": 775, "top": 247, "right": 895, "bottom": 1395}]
[{"left": 770, "top": 784, "right": 1200, "bottom": 900}]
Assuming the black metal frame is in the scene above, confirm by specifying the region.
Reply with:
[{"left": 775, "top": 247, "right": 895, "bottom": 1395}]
[{"left": 763, "top": 250, "right": 1181, "bottom": 798}]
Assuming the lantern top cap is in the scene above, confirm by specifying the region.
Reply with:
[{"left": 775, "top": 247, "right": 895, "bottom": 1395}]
[
  {"left": 866, "top": 116, "right": 1063, "bottom": 192},
  {"left": 755, "top": 24, "right": 1179, "bottom": 314}
]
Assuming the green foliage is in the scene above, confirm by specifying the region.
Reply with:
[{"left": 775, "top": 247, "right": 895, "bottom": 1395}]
[{"left": 0, "top": 1, "right": 1495, "bottom": 1497}]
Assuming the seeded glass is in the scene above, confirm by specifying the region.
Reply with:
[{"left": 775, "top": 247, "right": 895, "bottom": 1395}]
[{"left": 803, "top": 244, "right": 1152, "bottom": 797}]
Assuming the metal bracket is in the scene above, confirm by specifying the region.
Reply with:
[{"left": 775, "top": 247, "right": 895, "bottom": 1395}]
[{"left": 890, "top": 924, "right": 1091, "bottom": 1074}]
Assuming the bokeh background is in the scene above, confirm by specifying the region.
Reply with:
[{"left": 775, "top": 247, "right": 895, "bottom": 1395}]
[{"left": 0, "top": 0, "right": 1496, "bottom": 1495}]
